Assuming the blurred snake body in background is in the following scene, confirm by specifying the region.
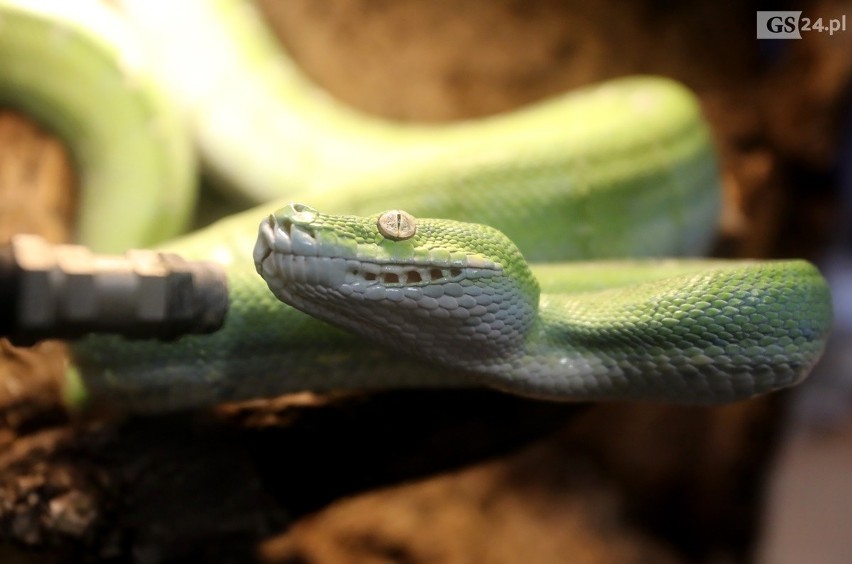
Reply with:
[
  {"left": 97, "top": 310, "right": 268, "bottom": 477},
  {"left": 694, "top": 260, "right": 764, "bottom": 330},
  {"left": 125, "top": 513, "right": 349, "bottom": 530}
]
[{"left": 0, "top": 0, "right": 833, "bottom": 410}]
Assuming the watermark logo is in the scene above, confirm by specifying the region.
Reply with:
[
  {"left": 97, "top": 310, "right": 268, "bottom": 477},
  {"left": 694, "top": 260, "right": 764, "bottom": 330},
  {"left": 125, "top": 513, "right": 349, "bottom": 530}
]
[{"left": 757, "top": 11, "right": 847, "bottom": 38}]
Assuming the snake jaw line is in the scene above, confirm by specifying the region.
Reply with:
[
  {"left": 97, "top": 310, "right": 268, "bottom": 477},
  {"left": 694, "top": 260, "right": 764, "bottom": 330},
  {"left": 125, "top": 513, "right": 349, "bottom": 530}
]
[{"left": 255, "top": 211, "right": 503, "bottom": 291}]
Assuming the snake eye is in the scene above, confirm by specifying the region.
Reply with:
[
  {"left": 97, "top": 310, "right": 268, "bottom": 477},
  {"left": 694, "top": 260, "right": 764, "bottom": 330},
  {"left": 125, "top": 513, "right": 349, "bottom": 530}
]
[{"left": 377, "top": 209, "right": 417, "bottom": 241}]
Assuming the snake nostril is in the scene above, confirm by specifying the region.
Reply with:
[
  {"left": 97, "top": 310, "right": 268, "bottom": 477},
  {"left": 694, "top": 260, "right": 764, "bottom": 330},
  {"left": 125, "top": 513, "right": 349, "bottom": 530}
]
[
  {"left": 269, "top": 212, "right": 290, "bottom": 234},
  {"left": 273, "top": 203, "right": 317, "bottom": 237}
]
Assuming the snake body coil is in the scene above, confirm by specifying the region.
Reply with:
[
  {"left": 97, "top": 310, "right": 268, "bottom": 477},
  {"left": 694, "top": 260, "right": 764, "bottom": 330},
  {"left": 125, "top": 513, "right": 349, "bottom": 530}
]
[
  {"left": 0, "top": 0, "right": 833, "bottom": 410},
  {"left": 0, "top": 0, "right": 195, "bottom": 252}
]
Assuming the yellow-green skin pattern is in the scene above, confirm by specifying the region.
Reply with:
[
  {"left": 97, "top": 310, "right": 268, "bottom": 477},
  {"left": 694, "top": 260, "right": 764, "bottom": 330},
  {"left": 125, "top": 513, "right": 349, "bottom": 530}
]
[{"left": 1, "top": 0, "right": 830, "bottom": 410}]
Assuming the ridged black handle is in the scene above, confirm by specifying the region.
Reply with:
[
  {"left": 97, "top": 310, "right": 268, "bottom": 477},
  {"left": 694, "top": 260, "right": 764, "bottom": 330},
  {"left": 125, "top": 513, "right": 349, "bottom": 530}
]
[{"left": 0, "top": 235, "right": 229, "bottom": 345}]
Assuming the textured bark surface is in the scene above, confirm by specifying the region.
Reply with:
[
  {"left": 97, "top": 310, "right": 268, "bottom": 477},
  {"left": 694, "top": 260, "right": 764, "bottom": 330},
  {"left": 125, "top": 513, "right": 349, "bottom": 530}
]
[{"left": 0, "top": 0, "right": 849, "bottom": 562}]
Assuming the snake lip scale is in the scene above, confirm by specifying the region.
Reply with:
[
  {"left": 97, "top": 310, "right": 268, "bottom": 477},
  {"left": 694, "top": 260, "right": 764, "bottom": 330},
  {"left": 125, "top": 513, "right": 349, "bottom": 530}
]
[
  {"left": 255, "top": 203, "right": 504, "bottom": 314},
  {"left": 256, "top": 211, "right": 499, "bottom": 287}
]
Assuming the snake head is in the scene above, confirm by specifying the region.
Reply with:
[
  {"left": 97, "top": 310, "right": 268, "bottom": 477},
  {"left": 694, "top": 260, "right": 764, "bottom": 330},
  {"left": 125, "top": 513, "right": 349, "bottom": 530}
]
[{"left": 254, "top": 203, "right": 540, "bottom": 370}]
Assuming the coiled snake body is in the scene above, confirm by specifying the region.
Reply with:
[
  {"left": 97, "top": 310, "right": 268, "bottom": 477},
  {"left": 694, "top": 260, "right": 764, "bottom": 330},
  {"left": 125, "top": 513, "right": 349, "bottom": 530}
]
[{"left": 0, "top": 0, "right": 832, "bottom": 410}]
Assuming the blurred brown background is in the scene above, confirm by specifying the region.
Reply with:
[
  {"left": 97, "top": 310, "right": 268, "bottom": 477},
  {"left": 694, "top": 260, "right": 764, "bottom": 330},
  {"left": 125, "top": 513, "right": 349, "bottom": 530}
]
[{"left": 0, "top": 0, "right": 850, "bottom": 562}]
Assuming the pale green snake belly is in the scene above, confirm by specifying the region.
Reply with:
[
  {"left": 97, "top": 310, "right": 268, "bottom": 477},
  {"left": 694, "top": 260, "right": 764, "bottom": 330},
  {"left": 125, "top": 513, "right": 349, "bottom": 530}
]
[{"left": 0, "top": 0, "right": 833, "bottom": 411}]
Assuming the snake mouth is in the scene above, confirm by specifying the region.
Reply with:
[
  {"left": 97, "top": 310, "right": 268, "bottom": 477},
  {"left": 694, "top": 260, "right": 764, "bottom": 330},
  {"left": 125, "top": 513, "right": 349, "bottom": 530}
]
[{"left": 254, "top": 214, "right": 500, "bottom": 291}]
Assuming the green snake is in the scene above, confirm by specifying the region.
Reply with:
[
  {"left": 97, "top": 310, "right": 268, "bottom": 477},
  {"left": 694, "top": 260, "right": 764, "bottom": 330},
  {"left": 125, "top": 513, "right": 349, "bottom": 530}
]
[{"left": 0, "top": 0, "right": 833, "bottom": 411}]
